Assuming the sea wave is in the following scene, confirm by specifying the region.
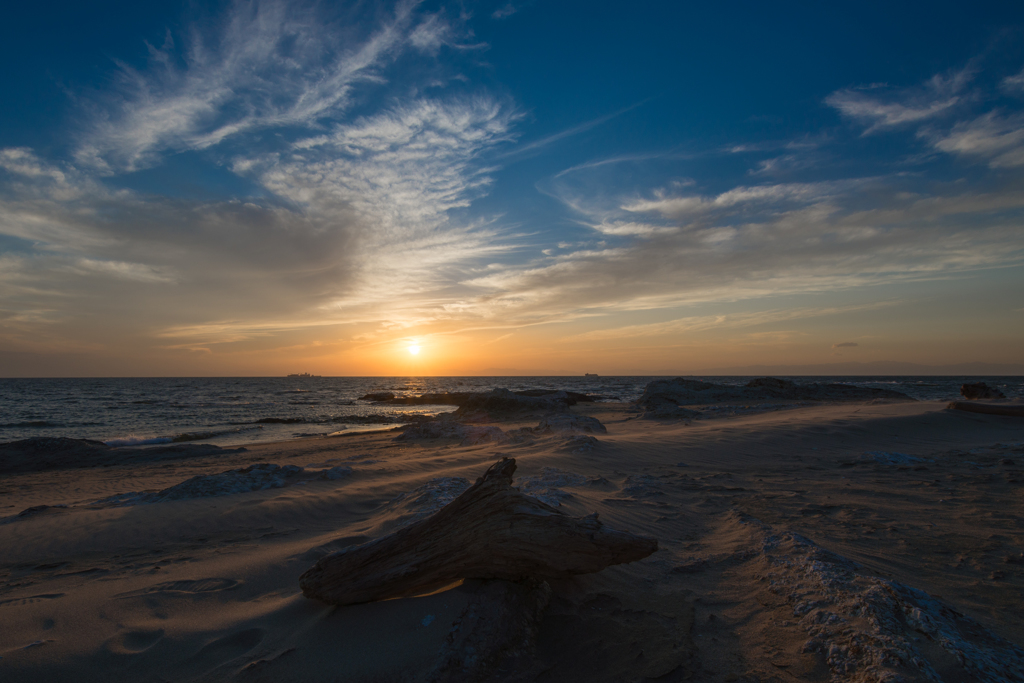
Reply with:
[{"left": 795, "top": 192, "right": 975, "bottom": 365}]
[
  {"left": 104, "top": 435, "right": 174, "bottom": 447},
  {"left": 104, "top": 425, "right": 264, "bottom": 447},
  {"left": 0, "top": 420, "right": 62, "bottom": 428}
]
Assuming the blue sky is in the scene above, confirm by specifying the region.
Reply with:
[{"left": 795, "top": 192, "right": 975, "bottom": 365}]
[{"left": 1, "top": 0, "right": 1023, "bottom": 375}]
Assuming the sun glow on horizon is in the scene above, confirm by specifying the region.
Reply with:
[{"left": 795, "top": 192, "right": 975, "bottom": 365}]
[{"left": 408, "top": 344, "right": 421, "bottom": 355}]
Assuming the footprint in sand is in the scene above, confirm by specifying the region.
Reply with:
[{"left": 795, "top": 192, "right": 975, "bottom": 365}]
[{"left": 106, "top": 628, "right": 165, "bottom": 654}]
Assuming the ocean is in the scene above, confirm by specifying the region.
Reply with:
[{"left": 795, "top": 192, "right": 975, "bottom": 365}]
[{"left": 1, "top": 376, "right": 1021, "bottom": 448}]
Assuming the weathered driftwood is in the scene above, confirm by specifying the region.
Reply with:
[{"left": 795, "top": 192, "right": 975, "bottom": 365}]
[
  {"left": 948, "top": 401, "right": 1024, "bottom": 417},
  {"left": 299, "top": 457, "right": 658, "bottom": 605}
]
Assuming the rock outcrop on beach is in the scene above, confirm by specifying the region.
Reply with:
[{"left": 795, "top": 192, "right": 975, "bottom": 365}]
[
  {"left": 636, "top": 377, "right": 914, "bottom": 418},
  {"left": 961, "top": 381, "right": 1006, "bottom": 400},
  {"left": 0, "top": 437, "right": 246, "bottom": 474}
]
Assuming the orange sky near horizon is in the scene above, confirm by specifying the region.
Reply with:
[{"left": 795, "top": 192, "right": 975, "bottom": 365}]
[{"left": 4, "top": 272, "right": 1021, "bottom": 377}]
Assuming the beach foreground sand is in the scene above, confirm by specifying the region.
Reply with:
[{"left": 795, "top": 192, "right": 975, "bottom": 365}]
[{"left": 2, "top": 400, "right": 1023, "bottom": 682}]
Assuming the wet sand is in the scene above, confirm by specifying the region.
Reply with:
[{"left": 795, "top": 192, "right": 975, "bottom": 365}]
[{"left": 1, "top": 400, "right": 1023, "bottom": 682}]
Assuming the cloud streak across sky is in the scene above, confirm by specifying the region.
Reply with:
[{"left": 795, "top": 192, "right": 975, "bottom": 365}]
[{"left": 0, "top": 0, "right": 1023, "bottom": 374}]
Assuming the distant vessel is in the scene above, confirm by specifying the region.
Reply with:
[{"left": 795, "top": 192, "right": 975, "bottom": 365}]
[
  {"left": 585, "top": 373, "right": 599, "bottom": 377},
  {"left": 287, "top": 372, "right": 321, "bottom": 378}
]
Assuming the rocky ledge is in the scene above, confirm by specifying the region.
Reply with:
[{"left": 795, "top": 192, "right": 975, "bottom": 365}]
[
  {"left": 636, "top": 377, "right": 914, "bottom": 418},
  {"left": 0, "top": 437, "right": 247, "bottom": 475},
  {"left": 960, "top": 381, "right": 1006, "bottom": 400}
]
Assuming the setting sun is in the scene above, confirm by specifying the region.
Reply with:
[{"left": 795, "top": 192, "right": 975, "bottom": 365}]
[{"left": 408, "top": 344, "right": 420, "bottom": 355}]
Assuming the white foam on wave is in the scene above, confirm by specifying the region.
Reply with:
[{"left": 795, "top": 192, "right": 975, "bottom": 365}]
[{"left": 103, "top": 425, "right": 265, "bottom": 447}]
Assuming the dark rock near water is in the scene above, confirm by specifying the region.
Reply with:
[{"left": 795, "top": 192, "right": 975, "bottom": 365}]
[
  {"left": 514, "top": 389, "right": 597, "bottom": 404},
  {"left": 360, "top": 392, "right": 396, "bottom": 402},
  {"left": 745, "top": 377, "right": 796, "bottom": 391},
  {"left": 960, "top": 382, "right": 1006, "bottom": 400},
  {"left": 452, "top": 388, "right": 573, "bottom": 418},
  {"left": 367, "top": 388, "right": 603, "bottom": 409},
  {"left": 0, "top": 437, "right": 247, "bottom": 474},
  {"left": 636, "top": 376, "right": 913, "bottom": 418}
]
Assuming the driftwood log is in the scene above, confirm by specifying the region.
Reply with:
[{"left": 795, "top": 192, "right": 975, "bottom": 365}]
[
  {"left": 948, "top": 401, "right": 1024, "bottom": 417},
  {"left": 300, "top": 457, "right": 658, "bottom": 605}
]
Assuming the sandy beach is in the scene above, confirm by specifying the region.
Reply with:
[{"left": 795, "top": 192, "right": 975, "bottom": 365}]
[{"left": 2, "top": 397, "right": 1023, "bottom": 682}]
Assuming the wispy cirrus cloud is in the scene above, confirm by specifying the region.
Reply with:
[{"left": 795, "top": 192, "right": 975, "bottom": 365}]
[
  {"left": 71, "top": 259, "right": 177, "bottom": 283},
  {"left": 453, "top": 174, "right": 1024, "bottom": 327},
  {"left": 248, "top": 97, "right": 518, "bottom": 303},
  {"left": 564, "top": 304, "right": 896, "bottom": 343},
  {"left": 0, "top": 95, "right": 518, "bottom": 346},
  {"left": 0, "top": 148, "right": 70, "bottom": 183},
  {"left": 497, "top": 100, "right": 647, "bottom": 160},
  {"left": 826, "top": 68, "right": 973, "bottom": 134},
  {"left": 930, "top": 111, "right": 1024, "bottom": 167},
  {"left": 825, "top": 61, "right": 1024, "bottom": 169},
  {"left": 1002, "top": 67, "right": 1024, "bottom": 95},
  {"left": 492, "top": 4, "right": 518, "bottom": 19},
  {"left": 584, "top": 220, "right": 677, "bottom": 237},
  {"left": 621, "top": 181, "right": 847, "bottom": 221},
  {"left": 72, "top": 0, "right": 463, "bottom": 173}
]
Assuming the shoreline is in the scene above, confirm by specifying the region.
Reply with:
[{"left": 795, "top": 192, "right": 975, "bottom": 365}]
[{"left": 3, "top": 375, "right": 1022, "bottom": 450}]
